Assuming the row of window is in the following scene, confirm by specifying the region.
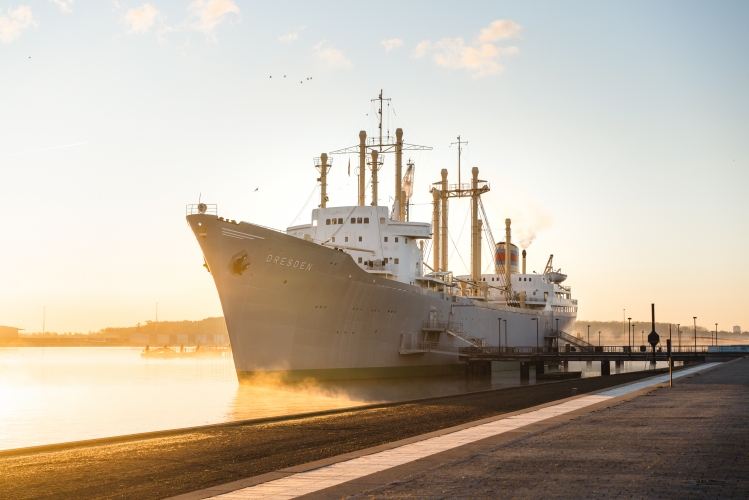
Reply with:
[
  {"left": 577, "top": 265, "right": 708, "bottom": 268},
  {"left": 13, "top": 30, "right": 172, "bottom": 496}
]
[
  {"left": 481, "top": 276, "right": 543, "bottom": 283},
  {"left": 357, "top": 257, "right": 401, "bottom": 264},
  {"left": 329, "top": 235, "right": 409, "bottom": 244},
  {"left": 331, "top": 236, "right": 364, "bottom": 243},
  {"left": 326, "top": 217, "right": 370, "bottom": 225}
]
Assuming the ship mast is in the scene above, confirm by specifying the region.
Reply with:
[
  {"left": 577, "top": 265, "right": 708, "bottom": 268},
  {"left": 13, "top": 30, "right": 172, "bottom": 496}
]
[
  {"left": 329, "top": 91, "right": 431, "bottom": 220},
  {"left": 451, "top": 136, "right": 468, "bottom": 189}
]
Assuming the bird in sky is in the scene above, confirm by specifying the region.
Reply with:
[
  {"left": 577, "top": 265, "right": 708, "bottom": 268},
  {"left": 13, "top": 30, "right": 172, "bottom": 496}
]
[{"left": 254, "top": 187, "right": 259, "bottom": 192}]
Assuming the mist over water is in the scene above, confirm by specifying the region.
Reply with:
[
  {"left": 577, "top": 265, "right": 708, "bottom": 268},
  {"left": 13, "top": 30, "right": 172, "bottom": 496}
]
[{"left": 0, "top": 347, "right": 669, "bottom": 451}]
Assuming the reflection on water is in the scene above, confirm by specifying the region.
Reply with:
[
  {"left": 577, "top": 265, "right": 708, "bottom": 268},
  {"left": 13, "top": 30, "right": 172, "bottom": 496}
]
[{"left": 0, "top": 348, "right": 671, "bottom": 451}]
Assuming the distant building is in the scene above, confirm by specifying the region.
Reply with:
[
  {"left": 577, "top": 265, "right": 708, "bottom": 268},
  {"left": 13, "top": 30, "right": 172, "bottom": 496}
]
[
  {"left": 734, "top": 326, "right": 742, "bottom": 335},
  {"left": 0, "top": 326, "right": 22, "bottom": 338}
]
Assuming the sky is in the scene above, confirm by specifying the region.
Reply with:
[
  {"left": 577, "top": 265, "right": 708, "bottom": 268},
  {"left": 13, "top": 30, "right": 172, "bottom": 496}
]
[{"left": 1, "top": 0, "right": 747, "bottom": 334}]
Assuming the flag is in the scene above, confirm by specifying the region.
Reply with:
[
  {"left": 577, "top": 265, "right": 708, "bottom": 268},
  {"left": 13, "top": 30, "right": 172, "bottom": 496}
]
[{"left": 348, "top": 158, "right": 350, "bottom": 177}]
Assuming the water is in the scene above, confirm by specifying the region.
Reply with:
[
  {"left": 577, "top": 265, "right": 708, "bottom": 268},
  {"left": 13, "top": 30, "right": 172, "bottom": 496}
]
[{"left": 0, "top": 348, "right": 671, "bottom": 452}]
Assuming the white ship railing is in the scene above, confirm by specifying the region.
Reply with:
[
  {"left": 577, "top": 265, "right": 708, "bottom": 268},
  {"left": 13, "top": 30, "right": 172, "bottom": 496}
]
[{"left": 186, "top": 204, "right": 217, "bottom": 216}]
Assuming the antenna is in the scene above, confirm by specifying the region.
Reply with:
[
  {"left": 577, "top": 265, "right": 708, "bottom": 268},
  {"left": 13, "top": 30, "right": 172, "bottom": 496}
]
[{"left": 451, "top": 136, "right": 468, "bottom": 188}]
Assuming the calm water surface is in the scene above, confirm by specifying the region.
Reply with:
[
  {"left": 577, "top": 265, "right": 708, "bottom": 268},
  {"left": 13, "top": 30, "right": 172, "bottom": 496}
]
[{"left": 0, "top": 347, "right": 668, "bottom": 451}]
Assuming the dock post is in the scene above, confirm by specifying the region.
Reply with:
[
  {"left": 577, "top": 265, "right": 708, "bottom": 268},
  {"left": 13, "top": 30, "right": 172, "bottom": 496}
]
[
  {"left": 520, "top": 362, "right": 530, "bottom": 381},
  {"left": 601, "top": 361, "right": 611, "bottom": 376}
]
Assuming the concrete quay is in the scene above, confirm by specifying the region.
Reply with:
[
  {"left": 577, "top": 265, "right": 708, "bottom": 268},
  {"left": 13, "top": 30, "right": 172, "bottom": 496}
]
[
  {"left": 360, "top": 359, "right": 749, "bottom": 499},
  {"left": 172, "top": 358, "right": 746, "bottom": 499}
]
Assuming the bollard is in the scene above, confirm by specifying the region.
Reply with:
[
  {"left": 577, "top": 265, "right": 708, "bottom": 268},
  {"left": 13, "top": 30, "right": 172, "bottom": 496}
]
[{"left": 572, "top": 388, "right": 578, "bottom": 396}]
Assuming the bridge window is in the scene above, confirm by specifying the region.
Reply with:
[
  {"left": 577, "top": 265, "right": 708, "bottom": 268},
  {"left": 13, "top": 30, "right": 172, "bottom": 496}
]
[
  {"left": 358, "top": 257, "right": 362, "bottom": 263},
  {"left": 345, "top": 237, "right": 349, "bottom": 242},
  {"left": 359, "top": 236, "right": 362, "bottom": 242},
  {"left": 364, "top": 218, "right": 369, "bottom": 223},
  {"left": 394, "top": 258, "right": 399, "bottom": 264},
  {"left": 380, "top": 218, "right": 385, "bottom": 224},
  {"left": 384, "top": 237, "right": 388, "bottom": 242},
  {"left": 338, "top": 218, "right": 343, "bottom": 224},
  {"left": 357, "top": 217, "right": 362, "bottom": 223},
  {"left": 326, "top": 219, "right": 331, "bottom": 225},
  {"left": 332, "top": 237, "right": 335, "bottom": 242},
  {"left": 395, "top": 237, "right": 399, "bottom": 243},
  {"left": 405, "top": 238, "right": 408, "bottom": 244},
  {"left": 351, "top": 218, "right": 357, "bottom": 224}
]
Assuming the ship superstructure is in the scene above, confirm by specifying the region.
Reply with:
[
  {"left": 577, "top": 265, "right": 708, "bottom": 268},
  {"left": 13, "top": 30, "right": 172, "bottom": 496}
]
[{"left": 186, "top": 91, "right": 579, "bottom": 380}]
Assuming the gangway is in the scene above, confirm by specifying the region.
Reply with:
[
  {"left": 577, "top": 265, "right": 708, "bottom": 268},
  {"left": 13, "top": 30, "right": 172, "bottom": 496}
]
[
  {"left": 545, "top": 329, "right": 594, "bottom": 352},
  {"left": 421, "top": 320, "right": 493, "bottom": 348}
]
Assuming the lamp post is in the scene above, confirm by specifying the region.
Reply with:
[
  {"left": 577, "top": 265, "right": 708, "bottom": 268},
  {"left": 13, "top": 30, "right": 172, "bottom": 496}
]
[
  {"left": 693, "top": 316, "right": 698, "bottom": 349},
  {"left": 532, "top": 318, "right": 538, "bottom": 354},
  {"left": 628, "top": 317, "right": 631, "bottom": 349},
  {"left": 504, "top": 319, "right": 508, "bottom": 351},
  {"left": 599, "top": 331, "right": 601, "bottom": 346},
  {"left": 715, "top": 323, "right": 718, "bottom": 347},
  {"left": 555, "top": 318, "right": 559, "bottom": 333},
  {"left": 677, "top": 324, "right": 680, "bottom": 349},
  {"left": 587, "top": 325, "right": 590, "bottom": 345},
  {"left": 498, "top": 318, "right": 502, "bottom": 353},
  {"left": 632, "top": 324, "right": 635, "bottom": 347}
]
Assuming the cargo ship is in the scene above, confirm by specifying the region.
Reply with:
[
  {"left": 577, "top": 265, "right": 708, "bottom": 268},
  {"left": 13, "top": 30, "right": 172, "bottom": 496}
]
[{"left": 186, "top": 92, "right": 579, "bottom": 380}]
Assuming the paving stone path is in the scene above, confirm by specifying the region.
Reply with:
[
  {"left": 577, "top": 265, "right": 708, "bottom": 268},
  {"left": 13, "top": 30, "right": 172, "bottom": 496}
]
[{"left": 362, "top": 358, "right": 749, "bottom": 499}]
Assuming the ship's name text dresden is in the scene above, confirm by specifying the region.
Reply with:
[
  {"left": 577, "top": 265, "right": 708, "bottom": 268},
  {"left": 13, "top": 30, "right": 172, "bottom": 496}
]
[{"left": 267, "top": 255, "right": 313, "bottom": 271}]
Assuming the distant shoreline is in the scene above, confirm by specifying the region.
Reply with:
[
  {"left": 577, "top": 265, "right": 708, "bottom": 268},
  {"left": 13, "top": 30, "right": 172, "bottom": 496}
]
[{"left": 0, "top": 339, "right": 228, "bottom": 348}]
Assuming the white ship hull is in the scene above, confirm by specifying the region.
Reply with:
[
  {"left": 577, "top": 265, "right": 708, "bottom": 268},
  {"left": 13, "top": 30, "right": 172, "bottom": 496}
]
[{"left": 188, "top": 214, "right": 576, "bottom": 380}]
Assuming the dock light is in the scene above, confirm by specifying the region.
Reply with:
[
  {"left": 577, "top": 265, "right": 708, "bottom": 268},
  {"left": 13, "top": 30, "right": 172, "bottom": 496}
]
[
  {"left": 648, "top": 305, "right": 660, "bottom": 360},
  {"left": 531, "top": 318, "right": 538, "bottom": 353},
  {"left": 504, "top": 319, "right": 508, "bottom": 349},
  {"left": 498, "top": 318, "right": 502, "bottom": 353},
  {"left": 693, "top": 317, "right": 697, "bottom": 350},
  {"left": 628, "top": 317, "right": 631, "bottom": 348}
]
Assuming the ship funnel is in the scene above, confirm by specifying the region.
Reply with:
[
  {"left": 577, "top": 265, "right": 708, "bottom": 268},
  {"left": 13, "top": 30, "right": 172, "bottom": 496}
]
[{"left": 522, "top": 249, "right": 526, "bottom": 274}]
